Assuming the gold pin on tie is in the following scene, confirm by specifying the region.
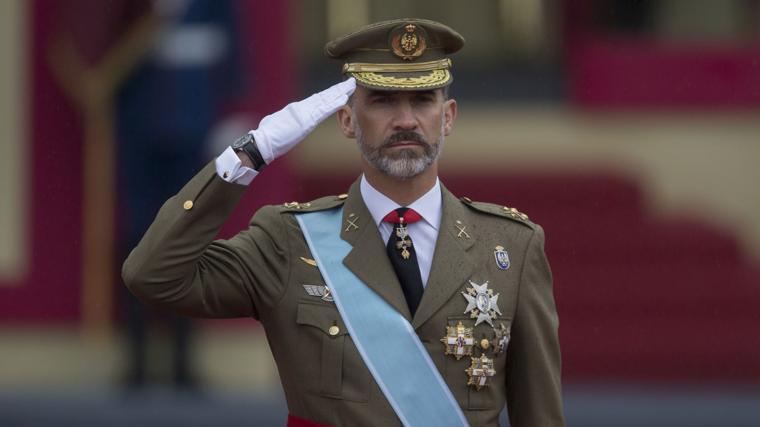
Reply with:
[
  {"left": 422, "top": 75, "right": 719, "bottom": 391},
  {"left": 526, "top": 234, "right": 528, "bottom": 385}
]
[{"left": 395, "top": 217, "right": 413, "bottom": 259}]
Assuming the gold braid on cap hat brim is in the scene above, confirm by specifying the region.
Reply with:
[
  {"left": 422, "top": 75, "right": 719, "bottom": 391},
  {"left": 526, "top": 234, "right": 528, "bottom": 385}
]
[
  {"left": 350, "top": 70, "right": 451, "bottom": 89},
  {"left": 344, "top": 59, "right": 452, "bottom": 89},
  {"left": 342, "top": 58, "right": 451, "bottom": 73}
]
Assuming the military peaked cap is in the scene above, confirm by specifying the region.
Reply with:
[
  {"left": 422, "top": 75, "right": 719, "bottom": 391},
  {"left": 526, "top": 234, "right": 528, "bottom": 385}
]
[{"left": 324, "top": 18, "right": 465, "bottom": 91}]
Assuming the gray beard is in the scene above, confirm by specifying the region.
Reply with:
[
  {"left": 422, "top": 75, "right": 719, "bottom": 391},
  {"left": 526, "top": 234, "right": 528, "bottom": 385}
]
[{"left": 355, "top": 124, "right": 444, "bottom": 180}]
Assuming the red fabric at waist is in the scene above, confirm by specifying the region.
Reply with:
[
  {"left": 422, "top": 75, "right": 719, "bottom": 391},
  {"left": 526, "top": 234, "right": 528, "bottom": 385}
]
[{"left": 287, "top": 414, "right": 330, "bottom": 427}]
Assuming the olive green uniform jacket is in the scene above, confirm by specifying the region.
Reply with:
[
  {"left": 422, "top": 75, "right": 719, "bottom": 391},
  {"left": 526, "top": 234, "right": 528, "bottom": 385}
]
[{"left": 122, "top": 162, "right": 564, "bottom": 427}]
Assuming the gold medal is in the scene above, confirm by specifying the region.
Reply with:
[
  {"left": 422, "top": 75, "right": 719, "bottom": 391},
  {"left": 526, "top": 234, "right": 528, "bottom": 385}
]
[
  {"left": 465, "top": 354, "right": 496, "bottom": 390},
  {"left": 394, "top": 219, "right": 414, "bottom": 260},
  {"left": 440, "top": 321, "right": 474, "bottom": 360}
]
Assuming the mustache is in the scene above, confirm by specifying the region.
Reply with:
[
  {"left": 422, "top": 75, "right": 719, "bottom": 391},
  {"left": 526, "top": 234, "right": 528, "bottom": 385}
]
[{"left": 384, "top": 131, "right": 428, "bottom": 147}]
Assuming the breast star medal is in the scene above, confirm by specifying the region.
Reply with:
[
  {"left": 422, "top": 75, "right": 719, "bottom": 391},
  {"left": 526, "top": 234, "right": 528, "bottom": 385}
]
[
  {"left": 491, "top": 323, "right": 511, "bottom": 356},
  {"left": 395, "top": 217, "right": 413, "bottom": 260},
  {"left": 494, "top": 245, "right": 510, "bottom": 270},
  {"left": 440, "top": 321, "right": 475, "bottom": 360},
  {"left": 465, "top": 354, "right": 496, "bottom": 390},
  {"left": 462, "top": 280, "right": 502, "bottom": 327}
]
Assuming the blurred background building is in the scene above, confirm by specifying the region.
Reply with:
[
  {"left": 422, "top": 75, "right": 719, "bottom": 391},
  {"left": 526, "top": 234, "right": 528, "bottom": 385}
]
[{"left": 1, "top": 0, "right": 760, "bottom": 426}]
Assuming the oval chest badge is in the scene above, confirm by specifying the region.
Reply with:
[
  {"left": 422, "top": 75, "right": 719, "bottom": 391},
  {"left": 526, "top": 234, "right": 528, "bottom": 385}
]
[{"left": 494, "top": 245, "right": 510, "bottom": 270}]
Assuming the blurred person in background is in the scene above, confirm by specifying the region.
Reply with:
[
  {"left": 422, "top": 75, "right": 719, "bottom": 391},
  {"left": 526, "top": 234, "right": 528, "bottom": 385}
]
[
  {"left": 123, "top": 18, "right": 563, "bottom": 426},
  {"left": 52, "top": 0, "right": 245, "bottom": 389}
]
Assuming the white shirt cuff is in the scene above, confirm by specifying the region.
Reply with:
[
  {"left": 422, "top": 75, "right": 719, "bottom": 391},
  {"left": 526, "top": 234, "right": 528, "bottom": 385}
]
[{"left": 214, "top": 146, "right": 259, "bottom": 186}]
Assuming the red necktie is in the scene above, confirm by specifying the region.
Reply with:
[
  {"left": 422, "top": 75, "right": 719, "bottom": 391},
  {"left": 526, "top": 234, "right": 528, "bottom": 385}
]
[{"left": 383, "top": 207, "right": 424, "bottom": 315}]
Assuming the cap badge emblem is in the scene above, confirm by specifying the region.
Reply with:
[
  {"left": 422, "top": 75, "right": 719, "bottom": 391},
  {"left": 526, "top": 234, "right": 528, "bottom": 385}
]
[{"left": 391, "top": 23, "right": 427, "bottom": 60}]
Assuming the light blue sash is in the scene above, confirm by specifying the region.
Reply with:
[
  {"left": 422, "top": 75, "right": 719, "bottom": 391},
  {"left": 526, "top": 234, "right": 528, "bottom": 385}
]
[{"left": 296, "top": 208, "right": 468, "bottom": 427}]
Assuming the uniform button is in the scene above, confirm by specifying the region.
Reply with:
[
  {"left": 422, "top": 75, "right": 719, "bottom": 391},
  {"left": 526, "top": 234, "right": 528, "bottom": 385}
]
[
  {"left": 183, "top": 200, "right": 194, "bottom": 210},
  {"left": 328, "top": 325, "right": 340, "bottom": 336},
  {"left": 480, "top": 338, "right": 490, "bottom": 350}
]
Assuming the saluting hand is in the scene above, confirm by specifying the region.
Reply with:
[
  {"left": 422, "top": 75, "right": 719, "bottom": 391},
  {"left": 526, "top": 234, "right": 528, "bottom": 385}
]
[{"left": 250, "top": 77, "right": 356, "bottom": 164}]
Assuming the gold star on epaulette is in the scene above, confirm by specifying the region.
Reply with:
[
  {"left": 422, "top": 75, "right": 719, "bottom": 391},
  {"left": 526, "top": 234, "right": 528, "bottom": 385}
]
[{"left": 502, "top": 206, "right": 528, "bottom": 221}]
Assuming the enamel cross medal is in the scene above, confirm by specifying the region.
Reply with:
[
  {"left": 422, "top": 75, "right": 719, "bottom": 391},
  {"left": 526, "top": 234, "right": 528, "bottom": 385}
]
[
  {"left": 466, "top": 354, "right": 496, "bottom": 390},
  {"left": 440, "top": 321, "right": 475, "bottom": 360},
  {"left": 462, "top": 280, "right": 501, "bottom": 327}
]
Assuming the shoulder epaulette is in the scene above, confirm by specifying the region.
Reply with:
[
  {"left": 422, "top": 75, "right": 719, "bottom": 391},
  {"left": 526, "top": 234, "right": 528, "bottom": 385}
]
[
  {"left": 279, "top": 193, "right": 349, "bottom": 213},
  {"left": 459, "top": 196, "right": 535, "bottom": 228}
]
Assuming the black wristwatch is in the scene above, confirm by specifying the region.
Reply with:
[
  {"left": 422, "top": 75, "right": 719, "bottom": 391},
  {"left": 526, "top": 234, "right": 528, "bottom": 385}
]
[{"left": 231, "top": 133, "right": 267, "bottom": 171}]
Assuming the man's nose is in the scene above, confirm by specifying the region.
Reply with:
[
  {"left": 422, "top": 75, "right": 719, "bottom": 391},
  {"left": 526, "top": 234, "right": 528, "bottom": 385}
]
[{"left": 392, "top": 103, "right": 418, "bottom": 130}]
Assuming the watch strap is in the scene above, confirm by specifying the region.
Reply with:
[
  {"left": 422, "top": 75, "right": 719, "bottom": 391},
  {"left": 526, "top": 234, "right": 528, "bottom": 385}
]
[{"left": 234, "top": 135, "right": 267, "bottom": 171}]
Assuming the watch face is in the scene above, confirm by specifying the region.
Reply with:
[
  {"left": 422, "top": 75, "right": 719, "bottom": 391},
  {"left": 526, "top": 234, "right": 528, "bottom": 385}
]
[{"left": 232, "top": 133, "right": 252, "bottom": 149}]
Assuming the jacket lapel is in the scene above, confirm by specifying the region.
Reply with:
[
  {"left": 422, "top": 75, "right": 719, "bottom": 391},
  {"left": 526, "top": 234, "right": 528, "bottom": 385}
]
[
  {"left": 412, "top": 185, "right": 476, "bottom": 329},
  {"left": 340, "top": 179, "right": 413, "bottom": 322}
]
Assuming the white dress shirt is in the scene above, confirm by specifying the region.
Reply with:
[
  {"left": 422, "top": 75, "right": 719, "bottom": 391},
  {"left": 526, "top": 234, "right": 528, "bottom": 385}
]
[
  {"left": 360, "top": 175, "right": 442, "bottom": 287},
  {"left": 215, "top": 146, "right": 258, "bottom": 185},
  {"left": 215, "top": 149, "right": 442, "bottom": 286}
]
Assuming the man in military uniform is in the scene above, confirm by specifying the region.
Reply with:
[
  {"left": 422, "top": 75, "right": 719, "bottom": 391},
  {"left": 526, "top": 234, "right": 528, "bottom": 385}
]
[{"left": 123, "top": 19, "right": 564, "bottom": 427}]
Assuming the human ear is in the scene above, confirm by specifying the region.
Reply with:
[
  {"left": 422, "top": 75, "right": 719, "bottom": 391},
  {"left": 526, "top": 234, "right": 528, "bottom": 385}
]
[
  {"left": 336, "top": 105, "right": 356, "bottom": 138},
  {"left": 442, "top": 99, "right": 457, "bottom": 136}
]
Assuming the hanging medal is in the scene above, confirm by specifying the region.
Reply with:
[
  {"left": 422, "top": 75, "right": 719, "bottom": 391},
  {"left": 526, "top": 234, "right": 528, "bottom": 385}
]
[{"left": 395, "top": 217, "right": 413, "bottom": 259}]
